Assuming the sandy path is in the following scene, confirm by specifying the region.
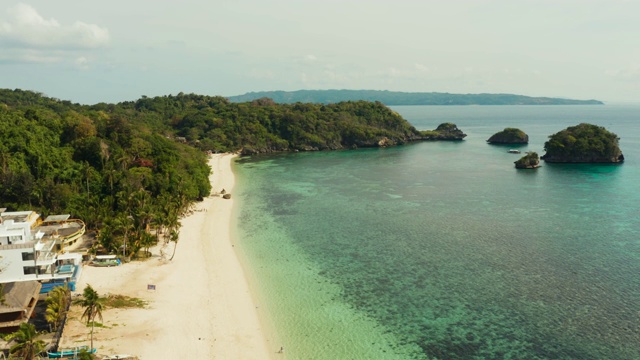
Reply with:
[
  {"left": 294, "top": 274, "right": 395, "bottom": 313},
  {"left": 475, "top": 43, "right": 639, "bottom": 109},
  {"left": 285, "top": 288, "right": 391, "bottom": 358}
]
[{"left": 60, "top": 154, "right": 274, "bottom": 359}]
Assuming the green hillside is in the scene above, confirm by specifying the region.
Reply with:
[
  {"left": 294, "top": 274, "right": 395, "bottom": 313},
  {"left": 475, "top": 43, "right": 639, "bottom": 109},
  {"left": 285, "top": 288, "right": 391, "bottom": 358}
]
[
  {"left": 0, "top": 89, "right": 436, "bottom": 256},
  {"left": 228, "top": 90, "right": 603, "bottom": 105}
]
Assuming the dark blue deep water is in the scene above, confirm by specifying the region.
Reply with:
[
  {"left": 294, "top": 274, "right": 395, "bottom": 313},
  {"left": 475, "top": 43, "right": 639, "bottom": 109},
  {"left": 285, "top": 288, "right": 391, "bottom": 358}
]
[{"left": 234, "top": 105, "right": 640, "bottom": 359}]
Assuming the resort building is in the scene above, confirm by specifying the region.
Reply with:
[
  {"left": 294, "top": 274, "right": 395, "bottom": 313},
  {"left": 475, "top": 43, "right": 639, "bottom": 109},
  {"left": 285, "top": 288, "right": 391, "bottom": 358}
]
[
  {"left": 0, "top": 281, "right": 41, "bottom": 333},
  {"left": 0, "top": 210, "right": 84, "bottom": 292}
]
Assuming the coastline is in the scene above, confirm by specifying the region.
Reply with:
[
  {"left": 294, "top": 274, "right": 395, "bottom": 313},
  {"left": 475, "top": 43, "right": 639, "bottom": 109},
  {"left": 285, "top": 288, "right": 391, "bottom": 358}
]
[{"left": 60, "top": 153, "right": 274, "bottom": 359}]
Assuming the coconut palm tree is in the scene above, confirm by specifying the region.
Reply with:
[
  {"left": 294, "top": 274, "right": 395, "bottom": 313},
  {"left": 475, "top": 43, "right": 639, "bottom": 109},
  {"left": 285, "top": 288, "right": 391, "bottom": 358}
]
[
  {"left": 168, "top": 228, "right": 180, "bottom": 261},
  {"left": 45, "top": 285, "right": 70, "bottom": 331},
  {"left": 73, "top": 285, "right": 104, "bottom": 350},
  {"left": 7, "top": 322, "right": 46, "bottom": 360}
]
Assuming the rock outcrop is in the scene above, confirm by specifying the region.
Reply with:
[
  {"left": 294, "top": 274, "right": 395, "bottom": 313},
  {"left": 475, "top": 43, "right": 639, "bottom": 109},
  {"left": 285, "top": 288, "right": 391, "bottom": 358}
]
[
  {"left": 487, "top": 128, "right": 529, "bottom": 144},
  {"left": 420, "top": 123, "right": 467, "bottom": 141},
  {"left": 541, "top": 123, "right": 624, "bottom": 163},
  {"left": 515, "top": 152, "right": 540, "bottom": 169}
]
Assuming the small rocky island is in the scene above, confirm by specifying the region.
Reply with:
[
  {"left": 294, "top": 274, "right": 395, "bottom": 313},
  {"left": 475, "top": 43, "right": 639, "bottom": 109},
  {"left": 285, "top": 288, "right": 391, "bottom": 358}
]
[
  {"left": 487, "top": 128, "right": 529, "bottom": 144},
  {"left": 541, "top": 123, "right": 624, "bottom": 163},
  {"left": 420, "top": 123, "right": 467, "bottom": 140},
  {"left": 515, "top": 152, "right": 540, "bottom": 169}
]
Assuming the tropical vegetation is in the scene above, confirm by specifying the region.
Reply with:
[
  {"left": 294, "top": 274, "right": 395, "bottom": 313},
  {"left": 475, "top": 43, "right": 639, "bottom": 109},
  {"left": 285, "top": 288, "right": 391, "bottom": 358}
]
[
  {"left": 0, "top": 89, "right": 211, "bottom": 256},
  {"left": 0, "top": 89, "right": 465, "bottom": 254},
  {"left": 420, "top": 123, "right": 467, "bottom": 140},
  {"left": 228, "top": 89, "right": 603, "bottom": 105},
  {"left": 487, "top": 128, "right": 529, "bottom": 144},
  {"left": 45, "top": 285, "right": 71, "bottom": 332},
  {"left": 6, "top": 322, "right": 46, "bottom": 360},
  {"left": 542, "top": 123, "right": 624, "bottom": 163},
  {"left": 73, "top": 285, "right": 105, "bottom": 350},
  {"left": 514, "top": 152, "right": 540, "bottom": 169}
]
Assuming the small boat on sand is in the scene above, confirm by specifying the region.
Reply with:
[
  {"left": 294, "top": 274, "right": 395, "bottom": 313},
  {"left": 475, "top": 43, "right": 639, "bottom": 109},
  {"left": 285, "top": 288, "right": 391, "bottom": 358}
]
[
  {"left": 91, "top": 255, "right": 121, "bottom": 267},
  {"left": 47, "top": 346, "right": 96, "bottom": 358}
]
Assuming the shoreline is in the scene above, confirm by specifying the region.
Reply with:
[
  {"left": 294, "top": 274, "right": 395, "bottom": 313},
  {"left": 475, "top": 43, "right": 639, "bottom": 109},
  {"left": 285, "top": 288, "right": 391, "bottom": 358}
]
[{"left": 60, "top": 153, "right": 274, "bottom": 359}]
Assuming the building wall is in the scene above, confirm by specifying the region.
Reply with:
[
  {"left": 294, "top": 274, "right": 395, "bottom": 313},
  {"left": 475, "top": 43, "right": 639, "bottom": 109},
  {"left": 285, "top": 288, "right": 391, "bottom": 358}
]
[
  {"left": 0, "top": 222, "right": 30, "bottom": 246},
  {"left": 0, "top": 246, "right": 39, "bottom": 283}
]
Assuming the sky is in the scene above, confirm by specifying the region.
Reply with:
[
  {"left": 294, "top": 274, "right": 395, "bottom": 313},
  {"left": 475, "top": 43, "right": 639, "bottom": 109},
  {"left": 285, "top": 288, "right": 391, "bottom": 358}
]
[{"left": 0, "top": 0, "right": 639, "bottom": 104}]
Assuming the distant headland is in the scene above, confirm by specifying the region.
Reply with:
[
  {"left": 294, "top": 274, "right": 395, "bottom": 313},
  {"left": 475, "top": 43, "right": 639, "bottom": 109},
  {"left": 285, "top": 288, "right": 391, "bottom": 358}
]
[{"left": 227, "top": 90, "right": 604, "bottom": 106}]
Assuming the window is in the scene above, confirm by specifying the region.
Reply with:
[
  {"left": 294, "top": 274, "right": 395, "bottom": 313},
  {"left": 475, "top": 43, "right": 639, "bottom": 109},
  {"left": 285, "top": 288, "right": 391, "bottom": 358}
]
[
  {"left": 22, "top": 252, "right": 35, "bottom": 261},
  {"left": 23, "top": 266, "right": 36, "bottom": 275}
]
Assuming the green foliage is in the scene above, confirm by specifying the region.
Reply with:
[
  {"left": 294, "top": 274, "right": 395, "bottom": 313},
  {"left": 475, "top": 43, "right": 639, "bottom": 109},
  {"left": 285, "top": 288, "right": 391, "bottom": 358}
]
[
  {"left": 0, "top": 89, "right": 211, "bottom": 255},
  {"left": 6, "top": 322, "right": 46, "bottom": 360},
  {"left": 0, "top": 89, "right": 436, "bottom": 254},
  {"left": 419, "top": 123, "right": 467, "bottom": 140},
  {"left": 227, "top": 89, "right": 604, "bottom": 105},
  {"left": 45, "top": 285, "right": 71, "bottom": 331},
  {"left": 74, "top": 284, "right": 105, "bottom": 350},
  {"left": 161, "top": 97, "right": 422, "bottom": 153},
  {"left": 77, "top": 348, "right": 97, "bottom": 360},
  {"left": 542, "top": 123, "right": 623, "bottom": 162},
  {"left": 487, "top": 128, "right": 529, "bottom": 144},
  {"left": 514, "top": 152, "right": 540, "bottom": 169},
  {"left": 103, "top": 294, "right": 147, "bottom": 309}
]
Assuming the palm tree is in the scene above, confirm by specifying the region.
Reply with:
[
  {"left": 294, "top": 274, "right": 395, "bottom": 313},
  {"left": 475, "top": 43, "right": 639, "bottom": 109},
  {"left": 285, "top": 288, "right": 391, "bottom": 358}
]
[
  {"left": 73, "top": 285, "right": 105, "bottom": 350},
  {"left": 168, "top": 228, "right": 180, "bottom": 261},
  {"left": 112, "top": 214, "right": 134, "bottom": 257},
  {"left": 7, "top": 322, "right": 46, "bottom": 360},
  {"left": 45, "top": 286, "right": 70, "bottom": 332}
]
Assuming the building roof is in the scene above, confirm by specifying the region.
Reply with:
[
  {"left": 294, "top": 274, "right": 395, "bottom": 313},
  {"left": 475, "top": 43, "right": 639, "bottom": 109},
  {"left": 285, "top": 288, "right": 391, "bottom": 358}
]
[
  {"left": 0, "top": 211, "right": 39, "bottom": 224},
  {"left": 43, "top": 214, "right": 71, "bottom": 223},
  {"left": 0, "top": 281, "right": 42, "bottom": 313}
]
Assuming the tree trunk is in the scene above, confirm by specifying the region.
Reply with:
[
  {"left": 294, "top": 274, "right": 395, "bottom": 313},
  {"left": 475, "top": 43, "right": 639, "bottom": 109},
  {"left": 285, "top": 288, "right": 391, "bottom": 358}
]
[
  {"left": 90, "top": 320, "right": 94, "bottom": 350},
  {"left": 169, "top": 241, "right": 178, "bottom": 261}
]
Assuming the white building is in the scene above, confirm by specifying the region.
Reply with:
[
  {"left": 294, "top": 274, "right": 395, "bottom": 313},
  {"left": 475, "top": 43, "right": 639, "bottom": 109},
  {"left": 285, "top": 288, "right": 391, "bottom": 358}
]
[{"left": 0, "top": 211, "right": 82, "bottom": 291}]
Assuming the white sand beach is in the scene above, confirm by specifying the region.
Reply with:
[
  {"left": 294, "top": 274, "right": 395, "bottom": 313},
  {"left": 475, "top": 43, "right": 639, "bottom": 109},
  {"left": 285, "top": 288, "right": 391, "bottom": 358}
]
[{"left": 60, "top": 153, "right": 274, "bottom": 359}]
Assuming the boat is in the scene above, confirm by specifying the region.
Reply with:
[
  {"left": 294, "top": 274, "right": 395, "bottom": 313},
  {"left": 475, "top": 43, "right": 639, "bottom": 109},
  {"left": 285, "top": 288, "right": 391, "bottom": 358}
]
[
  {"left": 508, "top": 149, "right": 521, "bottom": 154},
  {"left": 47, "top": 346, "right": 96, "bottom": 358},
  {"left": 91, "top": 255, "right": 121, "bottom": 267}
]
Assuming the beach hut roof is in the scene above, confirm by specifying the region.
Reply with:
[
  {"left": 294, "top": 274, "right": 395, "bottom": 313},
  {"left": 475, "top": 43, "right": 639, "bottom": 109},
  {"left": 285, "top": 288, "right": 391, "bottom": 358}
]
[{"left": 0, "top": 281, "right": 42, "bottom": 313}]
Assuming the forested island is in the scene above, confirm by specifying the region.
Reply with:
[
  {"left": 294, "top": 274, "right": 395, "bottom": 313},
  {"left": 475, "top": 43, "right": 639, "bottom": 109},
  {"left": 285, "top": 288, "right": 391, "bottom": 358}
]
[
  {"left": 542, "top": 123, "right": 624, "bottom": 163},
  {"left": 0, "top": 89, "right": 460, "bottom": 255},
  {"left": 487, "top": 128, "right": 529, "bottom": 144},
  {"left": 228, "top": 90, "right": 604, "bottom": 106},
  {"left": 515, "top": 152, "right": 540, "bottom": 169}
]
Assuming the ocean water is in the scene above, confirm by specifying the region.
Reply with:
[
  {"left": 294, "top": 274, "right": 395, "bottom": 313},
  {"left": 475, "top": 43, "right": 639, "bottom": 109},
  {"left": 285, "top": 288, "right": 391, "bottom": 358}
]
[{"left": 233, "top": 105, "right": 640, "bottom": 359}]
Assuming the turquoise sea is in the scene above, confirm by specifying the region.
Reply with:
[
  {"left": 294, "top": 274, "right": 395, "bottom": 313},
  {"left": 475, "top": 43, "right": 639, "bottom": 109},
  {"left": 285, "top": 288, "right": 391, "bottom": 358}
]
[{"left": 233, "top": 105, "right": 640, "bottom": 359}]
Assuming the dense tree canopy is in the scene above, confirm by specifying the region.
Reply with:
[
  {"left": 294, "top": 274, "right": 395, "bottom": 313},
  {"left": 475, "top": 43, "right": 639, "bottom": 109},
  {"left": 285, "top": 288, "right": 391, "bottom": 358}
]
[
  {"left": 542, "top": 123, "right": 624, "bottom": 163},
  {"left": 419, "top": 123, "right": 467, "bottom": 140},
  {"left": 0, "top": 89, "right": 431, "bottom": 255},
  {"left": 487, "top": 128, "right": 529, "bottom": 144},
  {"left": 514, "top": 152, "right": 540, "bottom": 169},
  {"left": 228, "top": 90, "right": 604, "bottom": 105},
  {"left": 136, "top": 94, "right": 424, "bottom": 154},
  {"left": 0, "top": 89, "right": 211, "bottom": 256}
]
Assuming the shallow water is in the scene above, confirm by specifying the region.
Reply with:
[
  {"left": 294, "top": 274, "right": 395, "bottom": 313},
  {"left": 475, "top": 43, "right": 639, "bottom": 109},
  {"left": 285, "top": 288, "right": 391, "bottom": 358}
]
[{"left": 234, "top": 105, "right": 640, "bottom": 359}]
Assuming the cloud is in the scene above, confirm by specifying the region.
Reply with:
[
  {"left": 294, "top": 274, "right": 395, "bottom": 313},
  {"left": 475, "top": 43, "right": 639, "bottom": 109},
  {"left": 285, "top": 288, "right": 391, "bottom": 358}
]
[
  {"left": 0, "top": 48, "right": 62, "bottom": 64},
  {"left": 248, "top": 68, "right": 275, "bottom": 80},
  {"left": 75, "top": 56, "right": 89, "bottom": 70},
  {"left": 605, "top": 64, "right": 640, "bottom": 81},
  {"left": 415, "top": 63, "right": 429, "bottom": 72},
  {"left": 0, "top": 3, "right": 109, "bottom": 63}
]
